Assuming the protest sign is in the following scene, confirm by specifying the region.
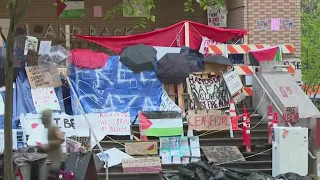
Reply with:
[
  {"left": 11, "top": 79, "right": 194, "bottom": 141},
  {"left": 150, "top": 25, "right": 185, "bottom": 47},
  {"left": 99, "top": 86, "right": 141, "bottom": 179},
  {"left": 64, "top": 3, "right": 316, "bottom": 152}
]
[
  {"left": 122, "top": 157, "right": 161, "bottom": 173},
  {"left": 125, "top": 142, "right": 158, "bottom": 155},
  {"left": 159, "top": 90, "right": 182, "bottom": 112},
  {"left": 20, "top": 113, "right": 85, "bottom": 137},
  {"left": 25, "top": 66, "right": 62, "bottom": 89},
  {"left": 207, "top": 5, "right": 227, "bottom": 27},
  {"left": 66, "top": 138, "right": 81, "bottom": 153},
  {"left": 31, "top": 87, "right": 61, "bottom": 113},
  {"left": 24, "top": 36, "right": 38, "bottom": 55},
  {"left": 199, "top": 36, "right": 219, "bottom": 56},
  {"left": 98, "top": 112, "right": 131, "bottom": 135},
  {"left": 223, "top": 70, "right": 243, "bottom": 96},
  {"left": 283, "top": 106, "right": 299, "bottom": 123},
  {"left": 201, "top": 146, "right": 245, "bottom": 164},
  {"left": 187, "top": 110, "right": 229, "bottom": 131},
  {"left": 187, "top": 74, "right": 229, "bottom": 109},
  {"left": 160, "top": 136, "right": 201, "bottom": 164}
]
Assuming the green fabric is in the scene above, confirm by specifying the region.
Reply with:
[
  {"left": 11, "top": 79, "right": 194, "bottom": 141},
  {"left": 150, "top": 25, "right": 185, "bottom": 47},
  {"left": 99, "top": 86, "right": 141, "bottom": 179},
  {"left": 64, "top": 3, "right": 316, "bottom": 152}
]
[{"left": 274, "top": 47, "right": 282, "bottom": 62}]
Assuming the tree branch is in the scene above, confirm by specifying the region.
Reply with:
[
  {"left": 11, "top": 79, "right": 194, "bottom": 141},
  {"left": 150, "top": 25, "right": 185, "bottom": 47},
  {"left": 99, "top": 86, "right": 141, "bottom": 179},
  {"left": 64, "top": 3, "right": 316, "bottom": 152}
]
[{"left": 15, "top": 0, "right": 31, "bottom": 24}]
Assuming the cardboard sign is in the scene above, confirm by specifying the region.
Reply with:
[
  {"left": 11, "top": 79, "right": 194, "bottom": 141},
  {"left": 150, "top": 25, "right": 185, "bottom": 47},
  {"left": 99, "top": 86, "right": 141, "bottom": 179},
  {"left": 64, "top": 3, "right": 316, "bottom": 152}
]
[
  {"left": 66, "top": 138, "right": 81, "bottom": 153},
  {"left": 122, "top": 157, "right": 161, "bottom": 173},
  {"left": 98, "top": 112, "right": 131, "bottom": 135},
  {"left": 283, "top": 106, "right": 299, "bottom": 123},
  {"left": 125, "top": 142, "right": 158, "bottom": 155},
  {"left": 187, "top": 74, "right": 229, "bottom": 109},
  {"left": 201, "top": 146, "right": 245, "bottom": 164},
  {"left": 187, "top": 110, "right": 229, "bottom": 131},
  {"left": 25, "top": 66, "right": 62, "bottom": 89},
  {"left": 66, "top": 152, "right": 98, "bottom": 180},
  {"left": 223, "top": 70, "right": 243, "bottom": 96}
]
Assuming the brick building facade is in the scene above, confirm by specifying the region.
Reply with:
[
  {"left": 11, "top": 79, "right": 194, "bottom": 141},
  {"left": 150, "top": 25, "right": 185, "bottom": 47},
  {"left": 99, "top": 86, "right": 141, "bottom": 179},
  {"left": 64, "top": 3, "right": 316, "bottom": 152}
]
[{"left": 0, "top": 0, "right": 301, "bottom": 58}]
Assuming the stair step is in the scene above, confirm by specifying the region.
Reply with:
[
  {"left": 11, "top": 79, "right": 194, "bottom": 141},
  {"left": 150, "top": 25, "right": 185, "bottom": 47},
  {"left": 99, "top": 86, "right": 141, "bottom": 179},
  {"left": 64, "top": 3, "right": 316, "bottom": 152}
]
[
  {"left": 97, "top": 168, "right": 272, "bottom": 180},
  {"left": 100, "top": 137, "right": 269, "bottom": 149},
  {"left": 105, "top": 161, "right": 271, "bottom": 173}
]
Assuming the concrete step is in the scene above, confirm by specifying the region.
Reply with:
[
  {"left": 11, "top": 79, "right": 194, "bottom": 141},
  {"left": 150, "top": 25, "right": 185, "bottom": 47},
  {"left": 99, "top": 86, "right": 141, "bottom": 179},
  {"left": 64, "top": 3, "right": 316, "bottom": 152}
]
[{"left": 98, "top": 168, "right": 272, "bottom": 180}]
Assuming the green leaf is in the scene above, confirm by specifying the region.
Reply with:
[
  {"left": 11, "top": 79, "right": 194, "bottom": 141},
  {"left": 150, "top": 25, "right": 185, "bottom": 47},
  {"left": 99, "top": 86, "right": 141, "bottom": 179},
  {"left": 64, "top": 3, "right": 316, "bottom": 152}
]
[{"left": 150, "top": 15, "right": 155, "bottom": 22}]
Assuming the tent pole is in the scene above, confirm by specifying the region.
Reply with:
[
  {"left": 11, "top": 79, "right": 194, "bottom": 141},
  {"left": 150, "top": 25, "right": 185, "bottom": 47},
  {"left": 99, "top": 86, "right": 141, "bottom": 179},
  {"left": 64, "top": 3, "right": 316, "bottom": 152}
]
[{"left": 66, "top": 77, "right": 108, "bottom": 180}]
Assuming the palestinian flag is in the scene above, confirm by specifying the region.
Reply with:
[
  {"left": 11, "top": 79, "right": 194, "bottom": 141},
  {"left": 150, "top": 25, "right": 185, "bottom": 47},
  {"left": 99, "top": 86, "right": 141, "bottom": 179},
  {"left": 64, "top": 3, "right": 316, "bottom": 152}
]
[
  {"left": 249, "top": 46, "right": 282, "bottom": 66},
  {"left": 138, "top": 111, "right": 183, "bottom": 137}
]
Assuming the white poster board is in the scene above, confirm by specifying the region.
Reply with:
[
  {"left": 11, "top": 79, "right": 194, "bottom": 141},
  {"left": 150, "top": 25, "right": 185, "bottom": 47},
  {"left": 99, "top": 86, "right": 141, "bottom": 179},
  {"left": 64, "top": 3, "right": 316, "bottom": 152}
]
[
  {"left": 223, "top": 70, "right": 243, "bottom": 96},
  {"left": 207, "top": 5, "right": 227, "bottom": 27}
]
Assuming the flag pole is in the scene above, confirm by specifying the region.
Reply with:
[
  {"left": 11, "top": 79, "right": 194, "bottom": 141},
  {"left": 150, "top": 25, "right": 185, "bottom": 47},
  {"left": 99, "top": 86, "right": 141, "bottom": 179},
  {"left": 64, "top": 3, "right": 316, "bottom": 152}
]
[{"left": 66, "top": 77, "right": 108, "bottom": 180}]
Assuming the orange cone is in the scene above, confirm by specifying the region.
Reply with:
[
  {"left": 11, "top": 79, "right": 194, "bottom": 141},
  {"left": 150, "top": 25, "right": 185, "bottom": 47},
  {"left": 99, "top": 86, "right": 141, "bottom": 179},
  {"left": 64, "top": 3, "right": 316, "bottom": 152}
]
[{"left": 230, "top": 100, "right": 240, "bottom": 130}]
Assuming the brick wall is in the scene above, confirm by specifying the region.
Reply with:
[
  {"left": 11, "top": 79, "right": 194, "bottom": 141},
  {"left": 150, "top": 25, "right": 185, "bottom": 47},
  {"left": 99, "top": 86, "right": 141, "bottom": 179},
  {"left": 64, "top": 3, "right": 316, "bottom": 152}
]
[
  {"left": 0, "top": 0, "right": 301, "bottom": 57},
  {"left": 0, "top": 0, "right": 206, "bottom": 42},
  {"left": 246, "top": 0, "right": 301, "bottom": 57}
]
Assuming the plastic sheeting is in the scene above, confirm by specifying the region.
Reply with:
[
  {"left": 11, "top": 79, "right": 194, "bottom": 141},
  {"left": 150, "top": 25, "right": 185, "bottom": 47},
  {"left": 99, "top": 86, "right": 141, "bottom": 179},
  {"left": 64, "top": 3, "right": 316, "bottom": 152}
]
[{"left": 160, "top": 161, "right": 311, "bottom": 180}]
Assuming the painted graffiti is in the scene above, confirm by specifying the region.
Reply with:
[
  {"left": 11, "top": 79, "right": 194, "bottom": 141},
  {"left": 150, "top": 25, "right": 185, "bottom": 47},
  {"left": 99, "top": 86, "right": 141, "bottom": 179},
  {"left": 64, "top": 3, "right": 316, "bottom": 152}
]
[
  {"left": 70, "top": 56, "right": 162, "bottom": 121},
  {"left": 16, "top": 24, "right": 135, "bottom": 39}
]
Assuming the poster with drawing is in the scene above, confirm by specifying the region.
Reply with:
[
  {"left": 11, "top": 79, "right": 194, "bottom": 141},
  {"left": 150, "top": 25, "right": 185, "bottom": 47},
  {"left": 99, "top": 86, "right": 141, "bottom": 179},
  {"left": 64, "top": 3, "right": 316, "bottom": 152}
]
[
  {"left": 24, "top": 36, "right": 38, "bottom": 55},
  {"left": 31, "top": 87, "right": 61, "bottom": 113},
  {"left": 159, "top": 136, "right": 200, "bottom": 164},
  {"left": 187, "top": 74, "right": 229, "bottom": 109}
]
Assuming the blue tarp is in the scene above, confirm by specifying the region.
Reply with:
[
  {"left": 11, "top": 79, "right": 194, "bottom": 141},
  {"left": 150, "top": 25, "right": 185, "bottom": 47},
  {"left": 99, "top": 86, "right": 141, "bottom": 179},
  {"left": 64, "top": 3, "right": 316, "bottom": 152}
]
[
  {"left": 0, "top": 70, "right": 66, "bottom": 129},
  {"left": 69, "top": 56, "right": 163, "bottom": 122}
]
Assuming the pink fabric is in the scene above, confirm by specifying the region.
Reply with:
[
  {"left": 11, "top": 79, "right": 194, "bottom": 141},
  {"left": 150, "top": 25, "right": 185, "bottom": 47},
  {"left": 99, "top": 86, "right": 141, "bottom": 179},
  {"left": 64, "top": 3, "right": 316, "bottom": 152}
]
[
  {"left": 70, "top": 49, "right": 109, "bottom": 69},
  {"left": 74, "top": 20, "right": 248, "bottom": 54}
]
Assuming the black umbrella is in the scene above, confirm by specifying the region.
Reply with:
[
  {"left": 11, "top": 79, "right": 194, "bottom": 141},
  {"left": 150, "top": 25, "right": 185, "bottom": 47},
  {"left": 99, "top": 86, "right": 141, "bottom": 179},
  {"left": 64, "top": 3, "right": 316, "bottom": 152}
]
[
  {"left": 180, "top": 46, "right": 205, "bottom": 72},
  {"left": 120, "top": 44, "right": 157, "bottom": 72},
  {"left": 156, "top": 53, "right": 191, "bottom": 84},
  {"left": 204, "top": 54, "right": 233, "bottom": 66}
]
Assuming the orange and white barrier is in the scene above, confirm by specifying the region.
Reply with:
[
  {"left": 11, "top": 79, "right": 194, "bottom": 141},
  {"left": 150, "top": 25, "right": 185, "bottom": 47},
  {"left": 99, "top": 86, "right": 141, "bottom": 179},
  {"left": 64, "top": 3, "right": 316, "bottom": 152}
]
[
  {"left": 234, "top": 65, "right": 295, "bottom": 76},
  {"left": 208, "top": 44, "right": 295, "bottom": 54}
]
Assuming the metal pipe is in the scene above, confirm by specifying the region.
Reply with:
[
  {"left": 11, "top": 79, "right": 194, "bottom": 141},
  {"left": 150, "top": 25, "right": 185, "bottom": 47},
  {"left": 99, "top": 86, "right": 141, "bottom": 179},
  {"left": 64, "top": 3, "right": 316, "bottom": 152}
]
[{"left": 66, "top": 77, "right": 108, "bottom": 180}]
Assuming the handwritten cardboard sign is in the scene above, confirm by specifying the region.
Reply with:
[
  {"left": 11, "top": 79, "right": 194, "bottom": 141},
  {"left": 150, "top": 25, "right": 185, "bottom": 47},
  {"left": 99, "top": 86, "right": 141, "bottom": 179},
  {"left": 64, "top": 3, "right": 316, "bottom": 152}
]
[
  {"left": 201, "top": 146, "right": 245, "bottom": 164},
  {"left": 187, "top": 74, "right": 229, "bottom": 109},
  {"left": 187, "top": 110, "right": 229, "bottom": 131},
  {"left": 125, "top": 142, "right": 158, "bottom": 155},
  {"left": 283, "top": 106, "right": 299, "bottom": 123},
  {"left": 31, "top": 87, "right": 61, "bottom": 113},
  {"left": 98, "top": 112, "right": 131, "bottom": 135},
  {"left": 25, "top": 66, "right": 62, "bottom": 89},
  {"left": 122, "top": 157, "right": 161, "bottom": 173},
  {"left": 66, "top": 138, "right": 81, "bottom": 153}
]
